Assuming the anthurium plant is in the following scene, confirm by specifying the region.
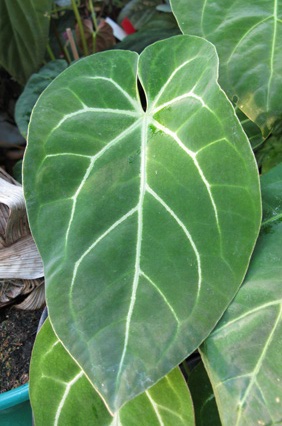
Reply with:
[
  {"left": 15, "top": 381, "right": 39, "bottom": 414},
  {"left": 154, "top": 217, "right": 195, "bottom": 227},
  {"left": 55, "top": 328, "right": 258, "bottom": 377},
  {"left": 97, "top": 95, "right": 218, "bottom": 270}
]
[{"left": 23, "top": 1, "right": 282, "bottom": 425}]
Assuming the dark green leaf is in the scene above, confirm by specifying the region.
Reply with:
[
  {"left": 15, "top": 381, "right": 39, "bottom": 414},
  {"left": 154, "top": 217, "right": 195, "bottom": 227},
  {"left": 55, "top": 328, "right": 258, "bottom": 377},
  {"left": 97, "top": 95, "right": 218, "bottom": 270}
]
[
  {"left": 255, "top": 136, "right": 282, "bottom": 174},
  {"left": 15, "top": 60, "right": 68, "bottom": 138},
  {"left": 0, "top": 0, "right": 53, "bottom": 84},
  {"left": 188, "top": 362, "right": 221, "bottom": 426}
]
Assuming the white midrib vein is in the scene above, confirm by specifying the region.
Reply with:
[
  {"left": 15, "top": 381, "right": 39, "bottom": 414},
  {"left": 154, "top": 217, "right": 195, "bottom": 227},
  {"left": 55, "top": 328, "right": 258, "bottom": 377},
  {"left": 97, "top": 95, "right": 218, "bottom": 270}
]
[{"left": 116, "top": 114, "right": 148, "bottom": 384}]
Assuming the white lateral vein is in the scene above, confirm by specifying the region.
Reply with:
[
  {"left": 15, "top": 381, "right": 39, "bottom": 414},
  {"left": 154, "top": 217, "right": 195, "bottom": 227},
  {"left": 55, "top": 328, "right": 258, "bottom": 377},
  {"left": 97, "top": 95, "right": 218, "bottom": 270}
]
[
  {"left": 140, "top": 270, "right": 180, "bottom": 324},
  {"left": 152, "top": 119, "right": 220, "bottom": 230},
  {"left": 45, "top": 153, "right": 92, "bottom": 159},
  {"left": 65, "top": 119, "right": 142, "bottom": 244},
  {"left": 212, "top": 300, "right": 282, "bottom": 337},
  {"left": 145, "top": 391, "right": 165, "bottom": 426},
  {"left": 195, "top": 138, "right": 227, "bottom": 155},
  {"left": 65, "top": 87, "right": 88, "bottom": 109},
  {"left": 149, "top": 58, "right": 198, "bottom": 112},
  {"left": 226, "top": 16, "right": 272, "bottom": 65},
  {"left": 146, "top": 185, "right": 202, "bottom": 298},
  {"left": 54, "top": 371, "right": 84, "bottom": 426},
  {"left": 50, "top": 107, "right": 140, "bottom": 135},
  {"left": 69, "top": 206, "right": 138, "bottom": 294},
  {"left": 153, "top": 91, "right": 211, "bottom": 114},
  {"left": 87, "top": 76, "right": 141, "bottom": 111}
]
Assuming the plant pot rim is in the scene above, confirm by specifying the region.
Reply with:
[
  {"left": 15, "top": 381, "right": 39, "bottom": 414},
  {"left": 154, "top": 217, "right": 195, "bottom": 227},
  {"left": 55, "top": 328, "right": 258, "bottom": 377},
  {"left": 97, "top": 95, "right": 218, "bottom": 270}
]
[{"left": 0, "top": 383, "right": 29, "bottom": 411}]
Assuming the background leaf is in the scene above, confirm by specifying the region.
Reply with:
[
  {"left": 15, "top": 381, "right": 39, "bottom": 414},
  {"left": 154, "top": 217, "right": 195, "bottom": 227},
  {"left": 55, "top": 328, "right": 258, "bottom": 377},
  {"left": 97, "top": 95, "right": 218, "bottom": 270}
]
[
  {"left": 188, "top": 362, "right": 221, "bottom": 426},
  {"left": 170, "top": 0, "right": 282, "bottom": 137},
  {"left": 114, "top": 13, "right": 180, "bottom": 53},
  {"left": 234, "top": 107, "right": 264, "bottom": 151},
  {"left": 0, "top": 0, "right": 53, "bottom": 85},
  {"left": 118, "top": 0, "right": 163, "bottom": 30},
  {"left": 200, "top": 163, "right": 282, "bottom": 425},
  {"left": 30, "top": 318, "right": 195, "bottom": 425},
  {"left": 255, "top": 135, "right": 282, "bottom": 174},
  {"left": 15, "top": 60, "right": 68, "bottom": 138},
  {"left": 24, "top": 35, "right": 261, "bottom": 413}
]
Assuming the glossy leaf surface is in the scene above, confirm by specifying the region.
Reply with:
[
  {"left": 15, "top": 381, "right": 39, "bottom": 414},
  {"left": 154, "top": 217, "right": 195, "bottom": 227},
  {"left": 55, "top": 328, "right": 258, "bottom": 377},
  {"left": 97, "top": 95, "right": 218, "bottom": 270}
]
[
  {"left": 30, "top": 318, "right": 194, "bottom": 425},
  {"left": 0, "top": 0, "right": 52, "bottom": 85},
  {"left": 24, "top": 35, "right": 261, "bottom": 412},
  {"left": 170, "top": 0, "right": 282, "bottom": 136},
  {"left": 201, "top": 163, "right": 282, "bottom": 425}
]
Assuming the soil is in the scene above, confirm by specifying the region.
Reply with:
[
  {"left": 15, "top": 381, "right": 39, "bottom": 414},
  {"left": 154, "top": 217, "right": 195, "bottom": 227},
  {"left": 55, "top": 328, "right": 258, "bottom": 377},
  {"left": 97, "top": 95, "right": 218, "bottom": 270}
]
[{"left": 0, "top": 305, "right": 44, "bottom": 393}]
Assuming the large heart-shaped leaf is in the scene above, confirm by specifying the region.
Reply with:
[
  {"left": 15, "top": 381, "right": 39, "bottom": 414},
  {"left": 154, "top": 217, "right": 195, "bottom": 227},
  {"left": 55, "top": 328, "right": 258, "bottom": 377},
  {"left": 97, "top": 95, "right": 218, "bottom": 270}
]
[
  {"left": 170, "top": 0, "right": 282, "bottom": 136},
  {"left": 200, "top": 163, "right": 282, "bottom": 425},
  {"left": 30, "top": 318, "right": 195, "bottom": 425},
  {"left": 0, "top": 0, "right": 52, "bottom": 84},
  {"left": 24, "top": 35, "right": 261, "bottom": 413}
]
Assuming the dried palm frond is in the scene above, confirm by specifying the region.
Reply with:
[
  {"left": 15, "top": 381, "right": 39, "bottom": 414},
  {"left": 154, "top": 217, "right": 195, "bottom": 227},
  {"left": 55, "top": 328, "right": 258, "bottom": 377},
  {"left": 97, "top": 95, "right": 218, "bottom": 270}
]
[{"left": 0, "top": 168, "right": 45, "bottom": 310}]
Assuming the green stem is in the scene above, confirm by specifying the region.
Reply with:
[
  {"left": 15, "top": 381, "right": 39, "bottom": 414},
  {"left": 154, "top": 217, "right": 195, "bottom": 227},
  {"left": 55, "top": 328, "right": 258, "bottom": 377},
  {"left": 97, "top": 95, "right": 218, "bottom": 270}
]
[
  {"left": 71, "top": 0, "right": 89, "bottom": 57},
  {"left": 88, "top": 0, "right": 98, "bottom": 31},
  {"left": 46, "top": 42, "right": 56, "bottom": 61},
  {"left": 92, "top": 32, "right": 97, "bottom": 53}
]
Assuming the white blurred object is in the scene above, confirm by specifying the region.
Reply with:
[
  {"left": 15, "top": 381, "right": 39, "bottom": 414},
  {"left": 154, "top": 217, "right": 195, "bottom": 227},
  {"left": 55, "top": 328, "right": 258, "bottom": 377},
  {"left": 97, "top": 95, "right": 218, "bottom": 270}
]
[
  {"left": 105, "top": 17, "right": 127, "bottom": 41},
  {"left": 55, "top": 0, "right": 71, "bottom": 6}
]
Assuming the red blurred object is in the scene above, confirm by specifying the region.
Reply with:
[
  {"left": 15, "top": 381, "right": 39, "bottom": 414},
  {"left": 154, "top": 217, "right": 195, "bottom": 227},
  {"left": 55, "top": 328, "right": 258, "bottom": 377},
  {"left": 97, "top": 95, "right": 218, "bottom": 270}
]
[{"left": 121, "top": 17, "right": 136, "bottom": 35}]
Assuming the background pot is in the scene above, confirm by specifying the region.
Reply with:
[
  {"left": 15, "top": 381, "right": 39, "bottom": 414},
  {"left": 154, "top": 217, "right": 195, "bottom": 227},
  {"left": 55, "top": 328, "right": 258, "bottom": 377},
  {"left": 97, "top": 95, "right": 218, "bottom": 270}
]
[
  {"left": 0, "top": 307, "right": 48, "bottom": 426},
  {"left": 0, "top": 383, "right": 32, "bottom": 426}
]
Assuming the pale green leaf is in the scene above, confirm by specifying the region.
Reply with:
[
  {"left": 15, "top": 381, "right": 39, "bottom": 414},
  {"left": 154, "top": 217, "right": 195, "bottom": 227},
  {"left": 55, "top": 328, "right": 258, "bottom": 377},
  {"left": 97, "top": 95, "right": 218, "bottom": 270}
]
[
  {"left": 24, "top": 35, "right": 261, "bottom": 413},
  {"left": 30, "top": 318, "right": 195, "bottom": 426},
  {"left": 200, "top": 163, "right": 282, "bottom": 425},
  {"left": 0, "top": 0, "right": 52, "bottom": 84},
  {"left": 170, "top": 0, "right": 282, "bottom": 136}
]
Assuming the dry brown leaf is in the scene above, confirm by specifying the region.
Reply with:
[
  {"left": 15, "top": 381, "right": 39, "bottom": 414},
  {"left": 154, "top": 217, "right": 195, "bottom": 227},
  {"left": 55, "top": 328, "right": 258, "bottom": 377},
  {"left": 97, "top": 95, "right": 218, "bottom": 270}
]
[
  {"left": 0, "top": 168, "right": 45, "bottom": 310},
  {"left": 75, "top": 18, "right": 115, "bottom": 54}
]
